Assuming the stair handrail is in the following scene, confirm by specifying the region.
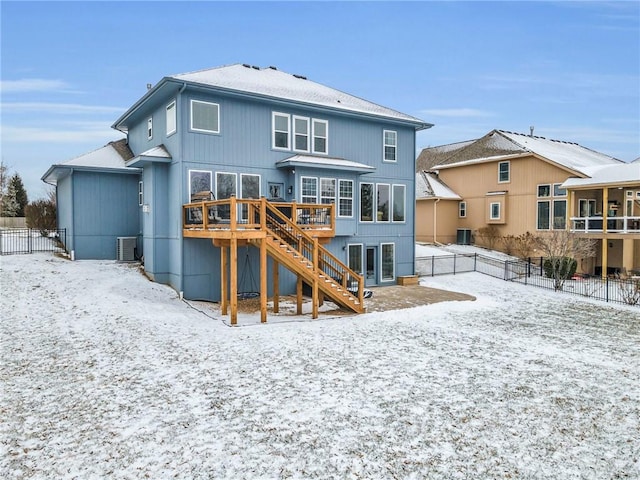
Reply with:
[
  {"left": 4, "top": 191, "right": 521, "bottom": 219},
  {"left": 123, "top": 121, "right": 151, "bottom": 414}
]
[{"left": 260, "top": 198, "right": 364, "bottom": 305}]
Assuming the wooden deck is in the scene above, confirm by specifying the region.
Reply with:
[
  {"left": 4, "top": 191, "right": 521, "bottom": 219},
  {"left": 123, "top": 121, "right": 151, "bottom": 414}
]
[{"left": 183, "top": 197, "right": 364, "bottom": 324}]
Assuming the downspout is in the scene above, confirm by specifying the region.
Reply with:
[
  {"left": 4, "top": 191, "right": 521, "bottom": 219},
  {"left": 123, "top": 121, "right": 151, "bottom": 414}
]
[
  {"left": 433, "top": 198, "right": 440, "bottom": 244},
  {"left": 177, "top": 82, "right": 187, "bottom": 298}
]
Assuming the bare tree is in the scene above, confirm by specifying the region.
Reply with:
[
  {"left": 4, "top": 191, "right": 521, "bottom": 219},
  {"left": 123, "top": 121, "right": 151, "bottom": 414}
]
[
  {"left": 513, "top": 232, "right": 539, "bottom": 260},
  {"left": 535, "top": 230, "right": 596, "bottom": 290}
]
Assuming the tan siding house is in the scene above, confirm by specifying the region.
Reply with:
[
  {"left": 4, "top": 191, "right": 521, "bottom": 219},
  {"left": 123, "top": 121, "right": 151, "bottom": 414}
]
[{"left": 416, "top": 130, "right": 639, "bottom": 277}]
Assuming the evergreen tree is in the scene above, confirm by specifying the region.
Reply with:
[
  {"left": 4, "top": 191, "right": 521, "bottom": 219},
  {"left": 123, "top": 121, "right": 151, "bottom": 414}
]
[
  {"left": 9, "top": 173, "right": 28, "bottom": 216},
  {"left": 0, "top": 161, "right": 7, "bottom": 216}
]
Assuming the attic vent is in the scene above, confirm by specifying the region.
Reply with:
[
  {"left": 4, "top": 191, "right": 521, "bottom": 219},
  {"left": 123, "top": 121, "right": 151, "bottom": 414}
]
[
  {"left": 251, "top": 65, "right": 260, "bottom": 70},
  {"left": 268, "top": 66, "right": 277, "bottom": 70},
  {"left": 293, "top": 74, "right": 307, "bottom": 80}
]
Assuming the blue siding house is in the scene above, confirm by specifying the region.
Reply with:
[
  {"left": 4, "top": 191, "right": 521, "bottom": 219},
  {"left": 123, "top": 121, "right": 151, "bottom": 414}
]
[{"left": 45, "top": 64, "right": 431, "bottom": 322}]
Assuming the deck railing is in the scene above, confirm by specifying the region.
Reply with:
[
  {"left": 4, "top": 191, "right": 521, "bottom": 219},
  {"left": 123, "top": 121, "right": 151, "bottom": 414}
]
[
  {"left": 570, "top": 216, "right": 640, "bottom": 234},
  {"left": 183, "top": 196, "right": 335, "bottom": 234}
]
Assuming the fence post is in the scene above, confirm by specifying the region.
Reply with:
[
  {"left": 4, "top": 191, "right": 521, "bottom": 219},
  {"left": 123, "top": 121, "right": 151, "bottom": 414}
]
[
  {"left": 474, "top": 253, "right": 477, "bottom": 272},
  {"left": 606, "top": 277, "right": 609, "bottom": 303},
  {"left": 431, "top": 255, "right": 434, "bottom": 277},
  {"left": 453, "top": 254, "right": 457, "bottom": 275},
  {"left": 28, "top": 228, "right": 32, "bottom": 254}
]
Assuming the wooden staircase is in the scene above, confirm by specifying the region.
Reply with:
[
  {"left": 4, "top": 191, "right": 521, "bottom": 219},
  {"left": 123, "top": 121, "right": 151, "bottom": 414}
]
[{"left": 256, "top": 202, "right": 365, "bottom": 314}]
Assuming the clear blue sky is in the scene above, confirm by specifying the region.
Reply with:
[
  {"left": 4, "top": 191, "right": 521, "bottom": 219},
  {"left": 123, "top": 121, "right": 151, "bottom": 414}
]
[{"left": 2, "top": 0, "right": 639, "bottom": 200}]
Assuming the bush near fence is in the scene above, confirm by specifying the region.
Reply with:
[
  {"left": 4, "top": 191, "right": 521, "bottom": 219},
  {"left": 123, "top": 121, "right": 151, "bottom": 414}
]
[{"left": 416, "top": 253, "right": 640, "bottom": 307}]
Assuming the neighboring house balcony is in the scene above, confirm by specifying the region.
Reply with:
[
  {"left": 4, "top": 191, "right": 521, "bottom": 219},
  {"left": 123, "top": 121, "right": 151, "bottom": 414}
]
[{"left": 570, "top": 215, "right": 640, "bottom": 235}]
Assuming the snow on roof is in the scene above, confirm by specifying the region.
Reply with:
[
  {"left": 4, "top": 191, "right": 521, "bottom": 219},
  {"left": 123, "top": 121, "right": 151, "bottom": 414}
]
[
  {"left": 170, "top": 64, "right": 429, "bottom": 127},
  {"left": 62, "top": 139, "right": 133, "bottom": 168},
  {"left": 276, "top": 154, "right": 376, "bottom": 173},
  {"left": 562, "top": 162, "right": 640, "bottom": 188},
  {"left": 416, "top": 171, "right": 461, "bottom": 200},
  {"left": 499, "top": 130, "right": 622, "bottom": 172},
  {"left": 138, "top": 145, "right": 171, "bottom": 158}
]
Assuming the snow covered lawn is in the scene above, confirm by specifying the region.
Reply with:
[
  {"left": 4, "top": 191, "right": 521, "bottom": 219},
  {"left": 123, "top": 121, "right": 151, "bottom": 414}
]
[{"left": 1, "top": 253, "right": 639, "bottom": 479}]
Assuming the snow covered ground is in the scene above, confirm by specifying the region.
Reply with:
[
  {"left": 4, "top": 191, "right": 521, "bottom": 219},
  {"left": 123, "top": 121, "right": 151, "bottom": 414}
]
[{"left": 1, "top": 252, "right": 639, "bottom": 479}]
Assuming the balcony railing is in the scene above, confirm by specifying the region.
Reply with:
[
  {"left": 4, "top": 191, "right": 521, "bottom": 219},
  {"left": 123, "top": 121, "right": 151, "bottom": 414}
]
[{"left": 570, "top": 216, "right": 640, "bottom": 234}]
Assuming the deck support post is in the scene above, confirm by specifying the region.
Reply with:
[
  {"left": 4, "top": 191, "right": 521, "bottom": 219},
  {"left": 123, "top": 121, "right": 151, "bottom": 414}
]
[
  {"left": 220, "top": 242, "right": 228, "bottom": 316},
  {"left": 273, "top": 260, "right": 280, "bottom": 313},
  {"left": 296, "top": 275, "right": 303, "bottom": 315},
  {"left": 260, "top": 238, "right": 267, "bottom": 323},
  {"left": 230, "top": 234, "right": 238, "bottom": 325},
  {"left": 312, "top": 237, "right": 319, "bottom": 319}
]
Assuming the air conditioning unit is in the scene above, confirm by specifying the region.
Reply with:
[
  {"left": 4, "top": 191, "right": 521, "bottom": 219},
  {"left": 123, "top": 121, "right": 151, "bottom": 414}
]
[{"left": 117, "top": 236, "right": 137, "bottom": 262}]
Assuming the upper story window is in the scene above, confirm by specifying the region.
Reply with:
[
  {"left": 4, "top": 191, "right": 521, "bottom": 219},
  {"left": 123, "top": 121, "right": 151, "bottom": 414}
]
[
  {"left": 147, "top": 118, "right": 153, "bottom": 140},
  {"left": 498, "top": 161, "right": 510, "bottom": 183},
  {"left": 272, "top": 112, "right": 290, "bottom": 150},
  {"left": 312, "top": 119, "right": 328, "bottom": 154},
  {"left": 383, "top": 130, "right": 397, "bottom": 162},
  {"left": 459, "top": 201, "right": 467, "bottom": 218},
  {"left": 191, "top": 100, "right": 220, "bottom": 134},
  {"left": 553, "top": 183, "right": 567, "bottom": 197},
  {"left": 293, "top": 116, "right": 310, "bottom": 152},
  {"left": 166, "top": 101, "right": 176, "bottom": 136},
  {"left": 138, "top": 181, "right": 144, "bottom": 206},
  {"left": 538, "top": 184, "right": 551, "bottom": 197}
]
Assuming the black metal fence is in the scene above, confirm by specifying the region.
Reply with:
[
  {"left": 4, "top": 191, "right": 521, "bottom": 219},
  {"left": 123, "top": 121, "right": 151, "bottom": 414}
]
[
  {"left": 0, "top": 228, "right": 67, "bottom": 255},
  {"left": 416, "top": 253, "right": 640, "bottom": 307}
]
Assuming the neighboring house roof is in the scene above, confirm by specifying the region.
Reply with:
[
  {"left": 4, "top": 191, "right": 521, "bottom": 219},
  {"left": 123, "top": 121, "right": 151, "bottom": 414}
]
[
  {"left": 419, "top": 129, "right": 623, "bottom": 176},
  {"left": 114, "top": 64, "right": 433, "bottom": 132},
  {"left": 415, "top": 171, "right": 461, "bottom": 200},
  {"left": 275, "top": 154, "right": 376, "bottom": 174},
  {"left": 416, "top": 139, "right": 475, "bottom": 171},
  {"left": 42, "top": 139, "right": 138, "bottom": 185},
  {"left": 562, "top": 162, "right": 640, "bottom": 189}
]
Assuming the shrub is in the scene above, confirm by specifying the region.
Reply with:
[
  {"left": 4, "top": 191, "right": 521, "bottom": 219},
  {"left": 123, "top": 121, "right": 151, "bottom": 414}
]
[
  {"left": 543, "top": 257, "right": 577, "bottom": 280},
  {"left": 25, "top": 199, "right": 57, "bottom": 234}
]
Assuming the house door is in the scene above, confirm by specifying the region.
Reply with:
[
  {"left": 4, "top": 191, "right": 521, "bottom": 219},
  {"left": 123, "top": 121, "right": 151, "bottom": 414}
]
[{"left": 365, "top": 246, "right": 377, "bottom": 286}]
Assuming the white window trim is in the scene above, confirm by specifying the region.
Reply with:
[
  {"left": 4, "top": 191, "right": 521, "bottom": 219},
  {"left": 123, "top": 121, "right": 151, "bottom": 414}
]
[
  {"left": 138, "top": 181, "right": 144, "bottom": 206},
  {"left": 490, "top": 201, "right": 501, "bottom": 220},
  {"left": 190, "top": 99, "right": 220, "bottom": 134},
  {"left": 552, "top": 199, "right": 567, "bottom": 230},
  {"left": 272, "top": 112, "right": 290, "bottom": 150},
  {"left": 553, "top": 183, "right": 567, "bottom": 197},
  {"left": 301, "top": 176, "right": 318, "bottom": 203},
  {"left": 383, "top": 130, "right": 397, "bottom": 163},
  {"left": 498, "top": 161, "right": 510, "bottom": 183},
  {"left": 293, "top": 115, "right": 310, "bottom": 153},
  {"left": 347, "top": 243, "right": 364, "bottom": 275},
  {"left": 189, "top": 169, "right": 213, "bottom": 201},
  {"left": 376, "top": 183, "right": 391, "bottom": 222},
  {"left": 320, "top": 177, "right": 336, "bottom": 205},
  {"left": 360, "top": 182, "right": 374, "bottom": 223},
  {"left": 537, "top": 184, "right": 551, "bottom": 198},
  {"left": 312, "top": 119, "right": 328, "bottom": 155},
  {"left": 459, "top": 201, "right": 467, "bottom": 218},
  {"left": 166, "top": 100, "right": 176, "bottom": 136},
  {"left": 147, "top": 117, "right": 153, "bottom": 140},
  {"left": 392, "top": 184, "right": 406, "bottom": 223},
  {"left": 338, "top": 179, "right": 354, "bottom": 218},
  {"left": 380, "top": 242, "right": 395, "bottom": 281},
  {"left": 537, "top": 200, "right": 551, "bottom": 230}
]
